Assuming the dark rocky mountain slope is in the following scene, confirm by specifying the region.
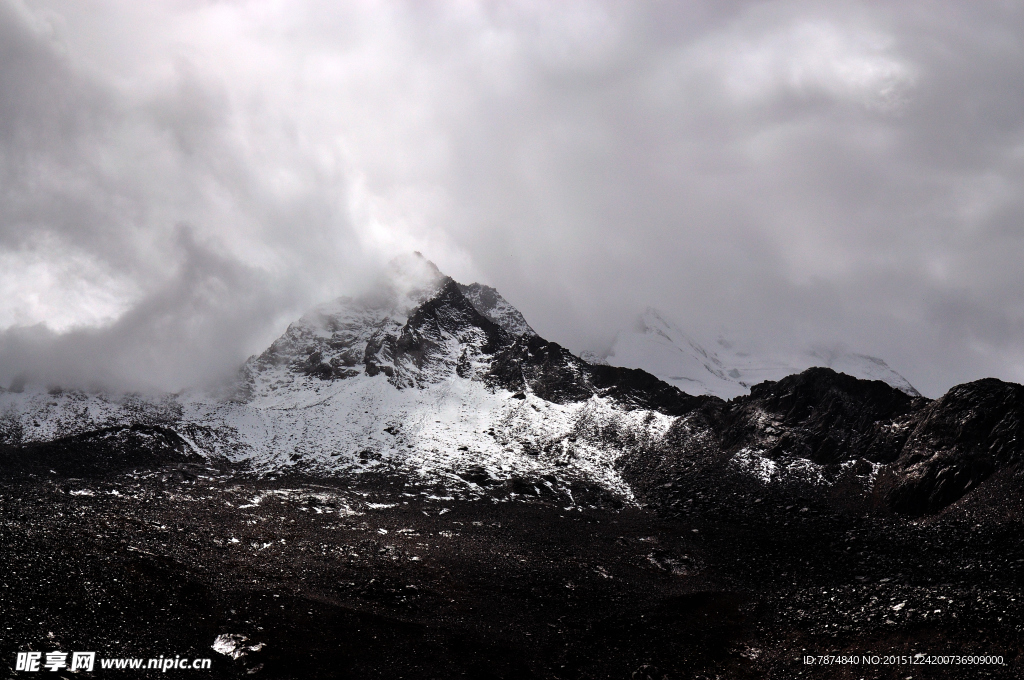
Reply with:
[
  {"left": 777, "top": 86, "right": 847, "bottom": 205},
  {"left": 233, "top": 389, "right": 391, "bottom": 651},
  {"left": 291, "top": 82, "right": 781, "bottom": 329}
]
[{"left": 623, "top": 367, "right": 1024, "bottom": 518}]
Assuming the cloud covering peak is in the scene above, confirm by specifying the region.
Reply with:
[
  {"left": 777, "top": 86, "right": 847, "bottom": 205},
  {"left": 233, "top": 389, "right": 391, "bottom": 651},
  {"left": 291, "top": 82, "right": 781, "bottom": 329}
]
[{"left": 2, "top": 1, "right": 1023, "bottom": 396}]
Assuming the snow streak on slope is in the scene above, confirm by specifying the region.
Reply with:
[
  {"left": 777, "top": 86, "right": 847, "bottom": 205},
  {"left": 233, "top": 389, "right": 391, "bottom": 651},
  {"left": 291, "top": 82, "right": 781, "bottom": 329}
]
[
  {"left": 605, "top": 309, "right": 747, "bottom": 399},
  {"left": 604, "top": 308, "right": 920, "bottom": 399}
]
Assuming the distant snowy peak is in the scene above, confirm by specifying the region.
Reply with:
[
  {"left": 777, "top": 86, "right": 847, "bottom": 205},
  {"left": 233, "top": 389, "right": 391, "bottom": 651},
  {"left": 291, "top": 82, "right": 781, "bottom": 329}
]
[
  {"left": 457, "top": 282, "right": 536, "bottom": 338},
  {"left": 605, "top": 308, "right": 748, "bottom": 399},
  {"left": 806, "top": 347, "right": 920, "bottom": 397},
  {"left": 603, "top": 308, "right": 919, "bottom": 399}
]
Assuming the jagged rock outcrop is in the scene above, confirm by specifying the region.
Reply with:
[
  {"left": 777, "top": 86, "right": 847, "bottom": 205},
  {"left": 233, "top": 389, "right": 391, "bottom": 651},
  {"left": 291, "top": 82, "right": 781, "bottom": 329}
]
[
  {"left": 485, "top": 334, "right": 705, "bottom": 416},
  {"left": 879, "top": 379, "right": 1024, "bottom": 515},
  {"left": 457, "top": 282, "right": 536, "bottom": 337},
  {"left": 359, "top": 279, "right": 510, "bottom": 387},
  {"left": 624, "top": 367, "right": 1024, "bottom": 516},
  {"left": 718, "top": 368, "right": 920, "bottom": 466}
]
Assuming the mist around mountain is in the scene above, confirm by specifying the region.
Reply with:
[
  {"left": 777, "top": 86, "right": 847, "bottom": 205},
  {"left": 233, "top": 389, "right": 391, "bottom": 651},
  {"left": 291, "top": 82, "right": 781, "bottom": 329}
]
[
  {"left": 0, "top": 253, "right": 689, "bottom": 498},
  {"left": 2, "top": 255, "right": 1023, "bottom": 679},
  {"left": 599, "top": 307, "right": 920, "bottom": 400},
  {"left": 0, "top": 254, "right": 1015, "bottom": 519}
]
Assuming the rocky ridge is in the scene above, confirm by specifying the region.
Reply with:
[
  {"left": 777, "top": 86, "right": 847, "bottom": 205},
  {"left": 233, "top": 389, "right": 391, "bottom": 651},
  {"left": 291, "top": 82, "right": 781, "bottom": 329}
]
[
  {"left": 0, "top": 255, "right": 1021, "bottom": 519},
  {"left": 622, "top": 368, "right": 1024, "bottom": 517}
]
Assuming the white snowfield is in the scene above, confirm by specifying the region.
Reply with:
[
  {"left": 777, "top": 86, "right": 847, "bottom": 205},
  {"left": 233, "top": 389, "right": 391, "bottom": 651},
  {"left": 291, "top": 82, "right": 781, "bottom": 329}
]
[
  {"left": 603, "top": 307, "right": 920, "bottom": 399},
  {"left": 189, "top": 370, "right": 670, "bottom": 498},
  {"left": 0, "top": 372, "right": 667, "bottom": 502}
]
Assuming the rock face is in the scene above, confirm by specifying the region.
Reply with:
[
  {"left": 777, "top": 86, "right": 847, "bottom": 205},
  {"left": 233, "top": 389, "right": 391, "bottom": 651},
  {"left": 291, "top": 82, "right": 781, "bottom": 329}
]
[
  {"left": 260, "top": 277, "right": 510, "bottom": 389},
  {"left": 718, "top": 368, "right": 919, "bottom": 466},
  {"left": 880, "top": 379, "right": 1024, "bottom": 515},
  {"left": 1, "top": 254, "right": 1021, "bottom": 518},
  {"left": 246, "top": 253, "right": 490, "bottom": 388},
  {"left": 622, "top": 367, "right": 1024, "bottom": 517},
  {"left": 485, "top": 334, "right": 703, "bottom": 416},
  {"left": 457, "top": 281, "right": 537, "bottom": 338}
]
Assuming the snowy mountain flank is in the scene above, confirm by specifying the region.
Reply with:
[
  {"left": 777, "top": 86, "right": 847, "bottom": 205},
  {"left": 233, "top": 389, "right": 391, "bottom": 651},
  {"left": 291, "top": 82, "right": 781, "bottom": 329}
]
[
  {"left": 1, "top": 254, "right": 1020, "bottom": 517},
  {"left": 601, "top": 307, "right": 920, "bottom": 399},
  {"left": 0, "top": 254, "right": 686, "bottom": 499}
]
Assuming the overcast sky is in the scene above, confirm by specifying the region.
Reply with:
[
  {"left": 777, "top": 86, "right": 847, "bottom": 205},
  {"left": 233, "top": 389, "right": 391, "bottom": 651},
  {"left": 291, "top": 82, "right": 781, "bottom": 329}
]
[{"left": 1, "top": 0, "right": 1023, "bottom": 397}]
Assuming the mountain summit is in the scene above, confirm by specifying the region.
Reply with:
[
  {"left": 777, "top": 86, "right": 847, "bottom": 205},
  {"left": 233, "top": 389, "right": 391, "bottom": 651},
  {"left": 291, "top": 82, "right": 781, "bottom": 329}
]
[
  {"left": 0, "top": 255, "right": 693, "bottom": 497},
  {"left": 212, "top": 255, "right": 693, "bottom": 488},
  {"left": 1, "top": 254, "right": 1018, "bottom": 518}
]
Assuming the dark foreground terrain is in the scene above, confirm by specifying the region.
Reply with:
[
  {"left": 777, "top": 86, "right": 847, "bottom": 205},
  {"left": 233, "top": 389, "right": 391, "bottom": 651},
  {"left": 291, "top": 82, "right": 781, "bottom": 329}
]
[{"left": 1, "top": 461, "right": 1022, "bottom": 680}]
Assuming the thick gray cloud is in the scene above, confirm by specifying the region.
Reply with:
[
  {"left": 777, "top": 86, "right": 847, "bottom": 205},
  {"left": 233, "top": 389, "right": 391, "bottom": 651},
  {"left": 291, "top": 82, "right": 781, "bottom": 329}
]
[{"left": 1, "top": 0, "right": 1022, "bottom": 396}]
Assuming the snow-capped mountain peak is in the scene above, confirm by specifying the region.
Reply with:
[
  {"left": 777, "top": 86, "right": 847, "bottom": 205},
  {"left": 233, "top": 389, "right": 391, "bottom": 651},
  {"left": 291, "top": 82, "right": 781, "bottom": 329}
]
[
  {"left": 604, "top": 307, "right": 747, "bottom": 399},
  {"left": 4, "top": 256, "right": 937, "bottom": 512},
  {"left": 2, "top": 255, "right": 687, "bottom": 497},
  {"left": 603, "top": 307, "right": 919, "bottom": 399},
  {"left": 247, "top": 273, "right": 508, "bottom": 392}
]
